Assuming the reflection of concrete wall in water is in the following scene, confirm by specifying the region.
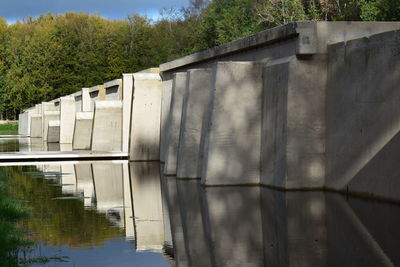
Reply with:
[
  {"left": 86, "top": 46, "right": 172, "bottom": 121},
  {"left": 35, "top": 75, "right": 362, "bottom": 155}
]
[
  {"left": 92, "top": 162, "right": 124, "bottom": 228},
  {"left": 159, "top": 166, "right": 173, "bottom": 251},
  {"left": 202, "top": 187, "right": 264, "bottom": 267},
  {"left": 130, "top": 162, "right": 164, "bottom": 252},
  {"left": 176, "top": 179, "right": 212, "bottom": 267},
  {"left": 162, "top": 175, "right": 190, "bottom": 266},
  {"left": 123, "top": 163, "right": 135, "bottom": 240},
  {"left": 61, "top": 164, "right": 77, "bottom": 194},
  {"left": 75, "top": 163, "right": 95, "bottom": 207}
]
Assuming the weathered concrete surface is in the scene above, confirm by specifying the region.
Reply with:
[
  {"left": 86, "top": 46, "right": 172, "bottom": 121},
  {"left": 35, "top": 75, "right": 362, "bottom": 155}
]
[
  {"left": 122, "top": 74, "right": 133, "bottom": 153},
  {"left": 72, "top": 112, "right": 93, "bottom": 150},
  {"left": 262, "top": 56, "right": 326, "bottom": 189},
  {"left": 42, "top": 111, "right": 60, "bottom": 141},
  {"left": 164, "top": 73, "right": 187, "bottom": 175},
  {"left": 177, "top": 69, "right": 212, "bottom": 179},
  {"left": 201, "top": 62, "right": 263, "bottom": 186},
  {"left": 47, "top": 120, "right": 60, "bottom": 143},
  {"left": 91, "top": 100, "right": 123, "bottom": 152},
  {"left": 18, "top": 112, "right": 29, "bottom": 135},
  {"left": 41, "top": 103, "right": 58, "bottom": 140},
  {"left": 160, "top": 79, "right": 173, "bottom": 163},
  {"left": 130, "top": 162, "right": 164, "bottom": 252},
  {"left": 73, "top": 91, "right": 83, "bottom": 112},
  {"left": 104, "top": 79, "right": 122, "bottom": 100},
  {"left": 88, "top": 85, "right": 105, "bottom": 111},
  {"left": 129, "top": 72, "right": 162, "bottom": 160},
  {"left": 82, "top": 88, "right": 91, "bottom": 112},
  {"left": 325, "top": 30, "right": 400, "bottom": 200},
  {"left": 60, "top": 97, "right": 76, "bottom": 144},
  {"left": 30, "top": 114, "right": 43, "bottom": 138}
]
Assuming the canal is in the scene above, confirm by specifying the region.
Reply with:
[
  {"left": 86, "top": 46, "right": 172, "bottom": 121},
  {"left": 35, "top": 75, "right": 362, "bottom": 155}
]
[{"left": 1, "top": 137, "right": 400, "bottom": 266}]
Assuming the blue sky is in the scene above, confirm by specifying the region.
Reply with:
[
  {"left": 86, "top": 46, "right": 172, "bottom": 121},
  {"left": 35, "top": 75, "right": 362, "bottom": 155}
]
[{"left": 0, "top": 0, "right": 189, "bottom": 24}]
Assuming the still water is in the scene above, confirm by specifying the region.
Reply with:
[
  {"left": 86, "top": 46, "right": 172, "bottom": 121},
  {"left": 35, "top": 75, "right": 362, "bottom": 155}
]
[{"left": 1, "top": 137, "right": 400, "bottom": 266}]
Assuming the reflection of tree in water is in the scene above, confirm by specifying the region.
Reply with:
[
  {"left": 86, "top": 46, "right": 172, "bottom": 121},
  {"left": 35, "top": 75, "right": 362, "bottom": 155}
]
[{"left": 1, "top": 166, "right": 123, "bottom": 248}]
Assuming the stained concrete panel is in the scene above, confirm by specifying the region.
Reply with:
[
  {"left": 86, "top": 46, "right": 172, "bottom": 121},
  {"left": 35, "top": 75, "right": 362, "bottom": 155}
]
[
  {"left": 160, "top": 79, "right": 173, "bottom": 163},
  {"left": 122, "top": 74, "right": 133, "bottom": 153},
  {"left": 201, "top": 62, "right": 263, "bottom": 185},
  {"left": 91, "top": 100, "right": 123, "bottom": 152},
  {"left": 72, "top": 112, "right": 93, "bottom": 150},
  {"left": 164, "top": 73, "right": 187, "bottom": 175},
  {"left": 30, "top": 114, "right": 42, "bottom": 138},
  {"left": 129, "top": 72, "right": 162, "bottom": 160},
  {"left": 47, "top": 120, "right": 60, "bottom": 143},
  {"left": 177, "top": 69, "right": 212, "bottom": 179},
  {"left": 60, "top": 97, "right": 76, "bottom": 144},
  {"left": 262, "top": 56, "right": 326, "bottom": 189},
  {"left": 130, "top": 162, "right": 164, "bottom": 252},
  {"left": 43, "top": 111, "right": 60, "bottom": 141}
]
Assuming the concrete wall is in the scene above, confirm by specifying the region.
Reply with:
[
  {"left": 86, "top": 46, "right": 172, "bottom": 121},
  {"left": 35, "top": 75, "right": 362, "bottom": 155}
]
[
  {"left": 129, "top": 72, "right": 162, "bottom": 160},
  {"left": 72, "top": 112, "right": 93, "bottom": 150},
  {"left": 91, "top": 100, "right": 123, "bottom": 151},
  {"left": 325, "top": 30, "right": 400, "bottom": 200},
  {"left": 41, "top": 102, "right": 58, "bottom": 140},
  {"left": 42, "top": 111, "right": 60, "bottom": 141},
  {"left": 30, "top": 114, "right": 42, "bottom": 138},
  {"left": 47, "top": 120, "right": 60, "bottom": 143},
  {"left": 122, "top": 74, "right": 133, "bottom": 153},
  {"left": 104, "top": 79, "right": 122, "bottom": 100},
  {"left": 18, "top": 112, "right": 29, "bottom": 135},
  {"left": 60, "top": 97, "right": 76, "bottom": 144},
  {"left": 176, "top": 69, "right": 213, "bottom": 179}
]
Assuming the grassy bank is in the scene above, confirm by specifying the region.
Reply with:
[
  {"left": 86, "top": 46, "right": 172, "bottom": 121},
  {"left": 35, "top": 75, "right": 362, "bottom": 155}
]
[{"left": 0, "top": 123, "right": 18, "bottom": 135}]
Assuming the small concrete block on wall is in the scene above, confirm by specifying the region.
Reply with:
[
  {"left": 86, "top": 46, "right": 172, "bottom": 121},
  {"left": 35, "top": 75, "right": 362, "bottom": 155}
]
[
  {"left": 177, "top": 68, "right": 213, "bottom": 179},
  {"left": 60, "top": 97, "right": 76, "bottom": 144},
  {"left": 30, "top": 114, "right": 42, "bottom": 138},
  {"left": 43, "top": 111, "right": 60, "bottom": 141},
  {"left": 47, "top": 120, "right": 60, "bottom": 143},
  {"left": 129, "top": 72, "right": 162, "bottom": 161},
  {"left": 164, "top": 72, "right": 187, "bottom": 175},
  {"left": 201, "top": 62, "right": 264, "bottom": 186},
  {"left": 91, "top": 100, "right": 123, "bottom": 151},
  {"left": 73, "top": 112, "right": 93, "bottom": 150}
]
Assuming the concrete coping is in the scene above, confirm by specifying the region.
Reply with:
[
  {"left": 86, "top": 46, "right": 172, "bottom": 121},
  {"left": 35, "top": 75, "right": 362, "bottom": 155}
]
[
  {"left": 137, "top": 67, "right": 160, "bottom": 74},
  {"left": 73, "top": 91, "right": 82, "bottom": 97},
  {"left": 159, "top": 21, "right": 400, "bottom": 73},
  {"left": 44, "top": 111, "right": 60, "bottom": 116},
  {"left": 60, "top": 96, "right": 74, "bottom": 100},
  {"left": 31, "top": 114, "right": 42, "bottom": 118},
  {"left": 42, "top": 102, "right": 55, "bottom": 107},
  {"left": 48, "top": 120, "right": 60, "bottom": 127},
  {"left": 94, "top": 100, "right": 123, "bottom": 109},
  {"left": 133, "top": 73, "right": 161, "bottom": 81},
  {"left": 76, "top": 112, "right": 94, "bottom": 120},
  {"left": 104, "top": 79, "right": 122, "bottom": 89}
]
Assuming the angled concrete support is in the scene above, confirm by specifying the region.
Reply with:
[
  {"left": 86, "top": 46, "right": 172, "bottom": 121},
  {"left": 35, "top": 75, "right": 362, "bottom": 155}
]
[
  {"left": 177, "top": 68, "right": 213, "bottom": 179},
  {"left": 129, "top": 71, "right": 162, "bottom": 160},
  {"left": 201, "top": 62, "right": 264, "bottom": 185},
  {"left": 60, "top": 97, "right": 76, "bottom": 144},
  {"left": 160, "top": 79, "right": 173, "bottom": 163},
  {"left": 82, "top": 88, "right": 91, "bottom": 112},
  {"left": 43, "top": 111, "right": 60, "bottom": 141},
  {"left": 91, "top": 100, "right": 123, "bottom": 151},
  {"left": 47, "top": 120, "right": 60, "bottom": 143},
  {"left": 72, "top": 112, "right": 93, "bottom": 150},
  {"left": 41, "top": 102, "right": 58, "bottom": 139},
  {"left": 122, "top": 74, "right": 133, "bottom": 153},
  {"left": 164, "top": 73, "right": 187, "bottom": 175}
]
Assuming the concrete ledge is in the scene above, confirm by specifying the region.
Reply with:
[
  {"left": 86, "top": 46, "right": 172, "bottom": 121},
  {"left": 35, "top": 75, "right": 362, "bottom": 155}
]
[
  {"left": 92, "top": 100, "right": 123, "bottom": 152},
  {"left": 73, "top": 112, "right": 93, "bottom": 150}
]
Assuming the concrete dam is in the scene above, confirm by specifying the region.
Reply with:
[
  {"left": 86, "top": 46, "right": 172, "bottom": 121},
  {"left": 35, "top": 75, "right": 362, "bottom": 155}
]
[{"left": 17, "top": 21, "right": 400, "bottom": 203}]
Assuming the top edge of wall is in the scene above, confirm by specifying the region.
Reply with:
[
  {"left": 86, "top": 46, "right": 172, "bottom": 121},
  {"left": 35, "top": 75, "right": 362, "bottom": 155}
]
[{"left": 159, "top": 21, "right": 400, "bottom": 73}]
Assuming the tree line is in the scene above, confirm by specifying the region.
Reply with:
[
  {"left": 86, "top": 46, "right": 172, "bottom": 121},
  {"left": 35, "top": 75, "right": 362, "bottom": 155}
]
[{"left": 0, "top": 0, "right": 398, "bottom": 119}]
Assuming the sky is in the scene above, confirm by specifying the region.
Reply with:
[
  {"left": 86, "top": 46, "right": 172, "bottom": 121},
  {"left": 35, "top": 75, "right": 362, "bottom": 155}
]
[{"left": 0, "top": 0, "right": 189, "bottom": 24}]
